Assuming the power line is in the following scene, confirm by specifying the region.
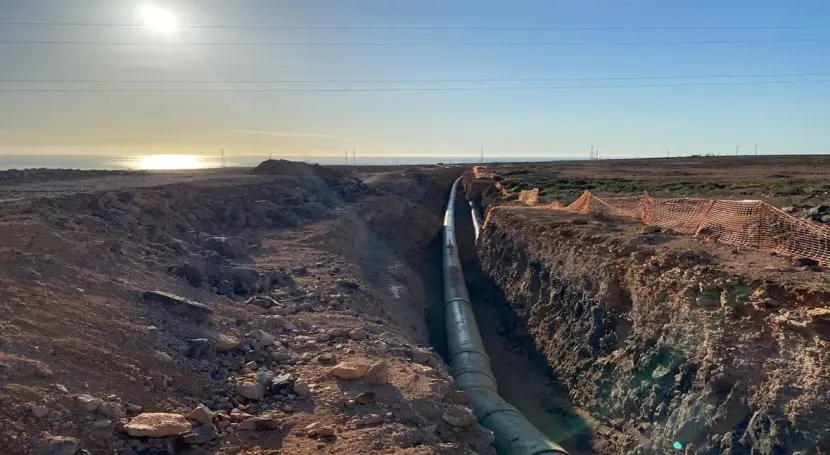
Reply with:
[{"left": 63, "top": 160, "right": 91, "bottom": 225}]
[
  {"left": 0, "top": 79, "right": 828, "bottom": 93},
  {"left": 2, "top": 72, "right": 829, "bottom": 84},
  {"left": 1, "top": 38, "right": 830, "bottom": 46},
  {"left": 1, "top": 21, "right": 828, "bottom": 31}
]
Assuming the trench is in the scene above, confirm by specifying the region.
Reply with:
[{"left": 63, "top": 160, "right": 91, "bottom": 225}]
[{"left": 442, "top": 187, "right": 597, "bottom": 455}]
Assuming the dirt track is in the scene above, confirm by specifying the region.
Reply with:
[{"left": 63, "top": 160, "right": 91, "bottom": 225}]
[{"left": 0, "top": 162, "right": 499, "bottom": 454}]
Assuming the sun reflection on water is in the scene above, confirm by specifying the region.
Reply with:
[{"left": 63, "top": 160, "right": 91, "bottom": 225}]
[{"left": 137, "top": 155, "right": 204, "bottom": 170}]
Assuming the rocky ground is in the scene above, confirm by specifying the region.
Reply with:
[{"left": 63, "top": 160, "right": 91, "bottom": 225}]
[
  {"left": 473, "top": 203, "right": 830, "bottom": 454},
  {"left": 0, "top": 161, "right": 497, "bottom": 454}
]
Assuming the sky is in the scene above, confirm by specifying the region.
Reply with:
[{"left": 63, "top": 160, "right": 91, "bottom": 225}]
[{"left": 0, "top": 0, "right": 828, "bottom": 161}]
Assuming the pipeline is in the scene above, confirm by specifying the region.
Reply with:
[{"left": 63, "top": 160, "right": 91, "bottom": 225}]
[{"left": 443, "top": 177, "right": 568, "bottom": 455}]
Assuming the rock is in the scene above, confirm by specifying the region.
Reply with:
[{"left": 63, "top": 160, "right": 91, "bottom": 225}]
[
  {"left": 329, "top": 361, "right": 370, "bottom": 380},
  {"left": 142, "top": 291, "right": 213, "bottom": 323},
  {"left": 124, "top": 413, "right": 191, "bottom": 437},
  {"left": 354, "top": 392, "right": 377, "bottom": 405},
  {"left": 202, "top": 236, "right": 249, "bottom": 258},
  {"left": 237, "top": 416, "right": 280, "bottom": 431},
  {"left": 36, "top": 435, "right": 81, "bottom": 455},
  {"left": 151, "top": 350, "right": 174, "bottom": 365},
  {"left": 450, "top": 389, "right": 469, "bottom": 405},
  {"left": 216, "top": 333, "right": 241, "bottom": 353},
  {"left": 327, "top": 328, "right": 347, "bottom": 338},
  {"left": 230, "top": 268, "right": 262, "bottom": 295},
  {"left": 807, "top": 205, "right": 829, "bottom": 216},
  {"left": 181, "top": 424, "right": 218, "bottom": 444},
  {"left": 246, "top": 295, "right": 278, "bottom": 309},
  {"left": 793, "top": 257, "right": 819, "bottom": 267},
  {"left": 76, "top": 394, "right": 103, "bottom": 412},
  {"left": 243, "top": 361, "right": 258, "bottom": 370},
  {"left": 268, "top": 373, "right": 295, "bottom": 395},
  {"left": 348, "top": 328, "right": 368, "bottom": 340},
  {"left": 172, "top": 263, "right": 203, "bottom": 288},
  {"left": 315, "top": 333, "right": 331, "bottom": 342},
  {"left": 188, "top": 404, "right": 214, "bottom": 425},
  {"left": 305, "top": 422, "right": 335, "bottom": 437},
  {"left": 442, "top": 405, "right": 476, "bottom": 427},
  {"left": 822, "top": 214, "right": 830, "bottom": 223},
  {"left": 317, "top": 353, "right": 337, "bottom": 365},
  {"left": 216, "top": 280, "right": 235, "bottom": 296},
  {"left": 31, "top": 404, "right": 49, "bottom": 417},
  {"left": 293, "top": 266, "right": 308, "bottom": 276},
  {"left": 98, "top": 402, "right": 124, "bottom": 420},
  {"left": 251, "top": 329, "right": 277, "bottom": 346},
  {"left": 126, "top": 403, "right": 142, "bottom": 414},
  {"left": 256, "top": 370, "right": 276, "bottom": 386},
  {"left": 186, "top": 338, "right": 217, "bottom": 360},
  {"left": 365, "top": 361, "right": 389, "bottom": 385},
  {"left": 293, "top": 380, "right": 311, "bottom": 396},
  {"left": 237, "top": 380, "right": 265, "bottom": 401},
  {"left": 55, "top": 384, "right": 68, "bottom": 393}
]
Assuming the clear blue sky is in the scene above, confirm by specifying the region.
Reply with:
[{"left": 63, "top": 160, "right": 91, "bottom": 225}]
[{"left": 0, "top": 0, "right": 828, "bottom": 159}]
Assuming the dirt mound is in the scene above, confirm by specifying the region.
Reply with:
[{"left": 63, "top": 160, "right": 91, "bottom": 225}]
[
  {"left": 476, "top": 206, "right": 830, "bottom": 454},
  {"left": 0, "top": 165, "right": 490, "bottom": 454}
]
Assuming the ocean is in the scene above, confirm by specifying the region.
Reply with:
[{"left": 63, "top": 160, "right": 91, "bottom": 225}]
[{"left": 0, "top": 154, "right": 575, "bottom": 171}]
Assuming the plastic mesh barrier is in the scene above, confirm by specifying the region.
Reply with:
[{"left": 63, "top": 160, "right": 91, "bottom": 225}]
[{"left": 527, "top": 190, "right": 830, "bottom": 265}]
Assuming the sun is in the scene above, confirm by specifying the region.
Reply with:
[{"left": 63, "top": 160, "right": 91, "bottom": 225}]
[
  {"left": 138, "top": 155, "right": 203, "bottom": 170},
  {"left": 138, "top": 4, "right": 178, "bottom": 34}
]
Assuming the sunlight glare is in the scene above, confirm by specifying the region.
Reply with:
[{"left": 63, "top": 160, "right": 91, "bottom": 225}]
[
  {"left": 138, "top": 4, "right": 178, "bottom": 34},
  {"left": 138, "top": 155, "right": 203, "bottom": 170}
]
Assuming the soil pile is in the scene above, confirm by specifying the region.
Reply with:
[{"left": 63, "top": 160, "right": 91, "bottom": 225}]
[
  {"left": 475, "top": 205, "right": 830, "bottom": 454},
  {"left": 0, "top": 162, "right": 494, "bottom": 454}
]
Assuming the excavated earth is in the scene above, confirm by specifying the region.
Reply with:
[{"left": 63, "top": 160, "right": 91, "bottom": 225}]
[
  {"left": 0, "top": 162, "right": 497, "bottom": 455},
  {"left": 472, "top": 200, "right": 830, "bottom": 454}
]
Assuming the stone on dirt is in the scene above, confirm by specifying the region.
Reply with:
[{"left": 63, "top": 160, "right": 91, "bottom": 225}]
[
  {"left": 293, "top": 380, "right": 311, "bottom": 396},
  {"left": 348, "top": 328, "right": 368, "bottom": 340},
  {"left": 32, "top": 404, "right": 49, "bottom": 417},
  {"left": 125, "top": 413, "right": 191, "bottom": 437},
  {"left": 98, "top": 401, "right": 124, "bottom": 420},
  {"left": 215, "top": 333, "right": 241, "bottom": 352},
  {"left": 365, "top": 361, "right": 390, "bottom": 385},
  {"left": 188, "top": 404, "right": 214, "bottom": 425},
  {"left": 237, "top": 380, "right": 265, "bottom": 401},
  {"left": 441, "top": 405, "right": 477, "bottom": 427},
  {"left": 247, "top": 295, "right": 278, "bottom": 308},
  {"left": 142, "top": 291, "right": 213, "bottom": 323},
  {"left": 172, "top": 263, "right": 203, "bottom": 288},
  {"left": 329, "top": 361, "right": 370, "bottom": 380},
  {"left": 305, "top": 422, "right": 335, "bottom": 437},
  {"left": 268, "top": 373, "right": 295, "bottom": 395},
  {"left": 36, "top": 435, "right": 81, "bottom": 455}
]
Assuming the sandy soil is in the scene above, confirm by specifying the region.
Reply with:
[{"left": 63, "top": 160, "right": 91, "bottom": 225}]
[{"left": 0, "top": 162, "right": 496, "bottom": 454}]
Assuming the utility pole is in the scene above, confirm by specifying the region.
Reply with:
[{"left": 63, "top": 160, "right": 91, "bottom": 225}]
[
  {"left": 480, "top": 147, "right": 484, "bottom": 163},
  {"left": 589, "top": 145, "right": 595, "bottom": 160},
  {"left": 345, "top": 150, "right": 348, "bottom": 165},
  {"left": 754, "top": 144, "right": 758, "bottom": 156},
  {"left": 736, "top": 144, "right": 740, "bottom": 156},
  {"left": 220, "top": 148, "right": 226, "bottom": 168}
]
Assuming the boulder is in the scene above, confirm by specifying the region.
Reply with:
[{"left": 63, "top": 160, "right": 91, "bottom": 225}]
[
  {"left": 215, "top": 333, "right": 241, "bottom": 353},
  {"left": 124, "top": 413, "right": 191, "bottom": 437},
  {"left": 76, "top": 394, "right": 103, "bottom": 412},
  {"left": 188, "top": 404, "right": 214, "bottom": 425},
  {"left": 237, "top": 416, "right": 280, "bottom": 431},
  {"left": 171, "top": 263, "right": 203, "bottom": 288},
  {"left": 348, "top": 328, "right": 368, "bottom": 340},
  {"left": 230, "top": 268, "right": 262, "bottom": 295},
  {"left": 142, "top": 291, "right": 213, "bottom": 323},
  {"left": 246, "top": 295, "right": 278, "bottom": 309},
  {"left": 329, "top": 361, "right": 370, "bottom": 380},
  {"left": 268, "top": 373, "right": 295, "bottom": 395},
  {"left": 237, "top": 380, "right": 265, "bottom": 401},
  {"left": 364, "top": 361, "right": 389, "bottom": 385}
]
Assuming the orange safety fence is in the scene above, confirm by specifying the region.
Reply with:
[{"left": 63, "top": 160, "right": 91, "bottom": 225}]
[{"left": 527, "top": 190, "right": 830, "bottom": 265}]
